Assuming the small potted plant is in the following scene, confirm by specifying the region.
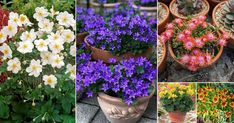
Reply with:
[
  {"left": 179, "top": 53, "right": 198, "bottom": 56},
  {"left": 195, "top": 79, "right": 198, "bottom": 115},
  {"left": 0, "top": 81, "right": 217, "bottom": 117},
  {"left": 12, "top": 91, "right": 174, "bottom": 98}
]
[
  {"left": 0, "top": 7, "right": 75, "bottom": 122},
  {"left": 160, "top": 16, "right": 227, "bottom": 71},
  {"left": 213, "top": 0, "right": 234, "bottom": 47},
  {"left": 197, "top": 83, "right": 234, "bottom": 122},
  {"left": 132, "top": 0, "right": 157, "bottom": 17},
  {"left": 158, "top": 2, "right": 170, "bottom": 34},
  {"left": 85, "top": 12, "right": 156, "bottom": 63},
  {"left": 157, "top": 37, "right": 167, "bottom": 74},
  {"left": 77, "top": 57, "right": 156, "bottom": 123},
  {"left": 169, "top": 0, "right": 210, "bottom": 19},
  {"left": 159, "top": 83, "right": 195, "bottom": 123}
]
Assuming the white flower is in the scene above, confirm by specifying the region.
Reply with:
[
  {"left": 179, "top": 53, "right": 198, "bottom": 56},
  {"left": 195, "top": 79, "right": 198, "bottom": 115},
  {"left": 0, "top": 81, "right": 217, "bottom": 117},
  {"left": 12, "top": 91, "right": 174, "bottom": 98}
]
[
  {"left": 38, "top": 19, "right": 54, "bottom": 33},
  {"left": 7, "top": 57, "right": 21, "bottom": 73},
  {"left": 48, "top": 32, "right": 63, "bottom": 43},
  {"left": 56, "top": 11, "right": 74, "bottom": 27},
  {"left": 34, "top": 39, "right": 49, "bottom": 52},
  {"left": 0, "top": 31, "right": 7, "bottom": 43},
  {"left": 43, "top": 75, "right": 57, "bottom": 88},
  {"left": 9, "top": 12, "right": 19, "bottom": 25},
  {"left": 49, "top": 41, "right": 64, "bottom": 53},
  {"left": 0, "top": 43, "right": 12, "bottom": 59},
  {"left": 51, "top": 54, "right": 64, "bottom": 68},
  {"left": 33, "top": 7, "right": 49, "bottom": 21},
  {"left": 69, "top": 44, "right": 75, "bottom": 57},
  {"left": 18, "top": 14, "right": 31, "bottom": 26},
  {"left": 40, "top": 51, "right": 53, "bottom": 65},
  {"left": 17, "top": 41, "right": 34, "bottom": 54},
  {"left": 3, "top": 22, "right": 17, "bottom": 38},
  {"left": 66, "top": 64, "right": 75, "bottom": 80},
  {"left": 20, "top": 29, "right": 37, "bottom": 42},
  {"left": 62, "top": 29, "right": 74, "bottom": 43},
  {"left": 70, "top": 19, "right": 76, "bottom": 31},
  {"left": 26, "top": 59, "right": 42, "bottom": 77}
]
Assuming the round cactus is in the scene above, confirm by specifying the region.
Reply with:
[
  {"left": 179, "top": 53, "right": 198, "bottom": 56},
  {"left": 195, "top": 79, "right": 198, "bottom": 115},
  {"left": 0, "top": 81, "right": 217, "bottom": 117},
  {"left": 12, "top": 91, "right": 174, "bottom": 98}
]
[{"left": 220, "top": 0, "right": 234, "bottom": 33}]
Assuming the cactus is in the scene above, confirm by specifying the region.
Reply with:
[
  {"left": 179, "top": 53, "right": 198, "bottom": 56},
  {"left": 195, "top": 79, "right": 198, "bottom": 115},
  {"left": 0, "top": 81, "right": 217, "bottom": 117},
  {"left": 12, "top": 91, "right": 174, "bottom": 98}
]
[
  {"left": 176, "top": 0, "right": 203, "bottom": 16},
  {"left": 219, "top": 0, "right": 234, "bottom": 33}
]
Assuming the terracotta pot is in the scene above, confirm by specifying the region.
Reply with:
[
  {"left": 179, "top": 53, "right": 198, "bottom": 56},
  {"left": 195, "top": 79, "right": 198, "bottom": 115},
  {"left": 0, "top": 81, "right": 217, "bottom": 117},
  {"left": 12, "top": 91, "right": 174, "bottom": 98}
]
[
  {"left": 158, "top": 40, "right": 167, "bottom": 74},
  {"left": 97, "top": 84, "right": 155, "bottom": 123},
  {"left": 90, "top": 0, "right": 121, "bottom": 10},
  {"left": 158, "top": 2, "right": 170, "bottom": 34},
  {"left": 168, "top": 111, "right": 187, "bottom": 123},
  {"left": 77, "top": 32, "right": 88, "bottom": 44},
  {"left": 169, "top": 0, "right": 210, "bottom": 20},
  {"left": 84, "top": 36, "right": 152, "bottom": 63},
  {"left": 168, "top": 41, "right": 224, "bottom": 71},
  {"left": 132, "top": 2, "right": 157, "bottom": 18},
  {"left": 212, "top": 2, "right": 234, "bottom": 48}
]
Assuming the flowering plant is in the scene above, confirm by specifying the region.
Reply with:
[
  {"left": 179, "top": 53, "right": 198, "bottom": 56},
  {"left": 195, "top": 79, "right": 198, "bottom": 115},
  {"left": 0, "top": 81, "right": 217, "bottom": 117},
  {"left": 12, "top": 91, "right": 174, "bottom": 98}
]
[
  {"left": 0, "top": 7, "right": 75, "bottom": 122},
  {"left": 160, "top": 16, "right": 229, "bottom": 71},
  {"left": 159, "top": 83, "right": 195, "bottom": 112},
  {"left": 86, "top": 13, "right": 156, "bottom": 55},
  {"left": 197, "top": 83, "right": 234, "bottom": 123},
  {"left": 76, "top": 57, "right": 156, "bottom": 105},
  {"left": 134, "top": 0, "right": 157, "bottom": 7}
]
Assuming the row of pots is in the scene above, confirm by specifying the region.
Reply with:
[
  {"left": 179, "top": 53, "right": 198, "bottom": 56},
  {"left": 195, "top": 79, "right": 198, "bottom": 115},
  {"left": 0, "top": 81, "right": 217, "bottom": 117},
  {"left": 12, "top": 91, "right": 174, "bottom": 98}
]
[{"left": 158, "top": 0, "right": 232, "bottom": 73}]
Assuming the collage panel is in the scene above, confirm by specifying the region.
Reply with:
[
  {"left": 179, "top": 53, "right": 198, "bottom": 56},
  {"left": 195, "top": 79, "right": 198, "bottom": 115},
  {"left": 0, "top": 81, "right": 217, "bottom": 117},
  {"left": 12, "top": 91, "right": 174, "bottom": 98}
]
[
  {"left": 197, "top": 82, "right": 234, "bottom": 123},
  {"left": 157, "top": 82, "right": 197, "bottom": 123},
  {"left": 0, "top": 0, "right": 75, "bottom": 122},
  {"left": 77, "top": 0, "right": 157, "bottom": 123},
  {"left": 158, "top": 0, "right": 234, "bottom": 82}
]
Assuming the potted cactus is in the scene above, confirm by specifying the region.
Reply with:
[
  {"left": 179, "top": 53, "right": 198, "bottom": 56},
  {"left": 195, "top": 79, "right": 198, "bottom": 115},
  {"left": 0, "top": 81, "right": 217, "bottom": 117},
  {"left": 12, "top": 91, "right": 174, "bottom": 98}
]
[
  {"left": 160, "top": 16, "right": 227, "bottom": 71},
  {"left": 158, "top": 2, "right": 170, "bottom": 34},
  {"left": 213, "top": 0, "right": 234, "bottom": 47},
  {"left": 132, "top": 0, "right": 157, "bottom": 18},
  {"left": 169, "top": 0, "right": 210, "bottom": 19}
]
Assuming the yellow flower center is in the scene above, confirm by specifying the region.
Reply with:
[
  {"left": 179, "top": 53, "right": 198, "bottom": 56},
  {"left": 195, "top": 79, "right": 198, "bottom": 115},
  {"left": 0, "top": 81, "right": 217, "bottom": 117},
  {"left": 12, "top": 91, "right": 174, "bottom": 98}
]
[
  {"left": 12, "top": 64, "right": 17, "bottom": 69},
  {"left": 47, "top": 78, "right": 53, "bottom": 84},
  {"left": 22, "top": 44, "right": 28, "bottom": 49},
  {"left": 3, "top": 49, "right": 9, "bottom": 55},
  {"left": 20, "top": 16, "right": 26, "bottom": 22}
]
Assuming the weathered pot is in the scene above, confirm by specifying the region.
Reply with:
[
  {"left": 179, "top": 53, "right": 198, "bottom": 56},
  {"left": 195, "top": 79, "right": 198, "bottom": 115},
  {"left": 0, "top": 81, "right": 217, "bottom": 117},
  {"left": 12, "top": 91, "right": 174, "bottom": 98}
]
[
  {"left": 168, "top": 41, "right": 224, "bottom": 71},
  {"left": 77, "top": 32, "right": 88, "bottom": 44},
  {"left": 132, "top": 2, "right": 157, "bottom": 18},
  {"left": 90, "top": 0, "right": 121, "bottom": 11},
  {"left": 169, "top": 0, "right": 210, "bottom": 20},
  {"left": 212, "top": 1, "right": 234, "bottom": 48},
  {"left": 168, "top": 111, "right": 187, "bottom": 123},
  {"left": 158, "top": 39, "right": 167, "bottom": 74},
  {"left": 158, "top": 2, "right": 170, "bottom": 34},
  {"left": 84, "top": 36, "right": 152, "bottom": 63},
  {"left": 97, "top": 84, "right": 155, "bottom": 123}
]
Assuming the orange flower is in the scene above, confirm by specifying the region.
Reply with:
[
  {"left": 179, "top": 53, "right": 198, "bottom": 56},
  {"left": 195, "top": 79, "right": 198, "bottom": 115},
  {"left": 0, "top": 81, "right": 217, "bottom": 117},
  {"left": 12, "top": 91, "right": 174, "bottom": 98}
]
[
  {"left": 225, "top": 111, "right": 231, "bottom": 118},
  {"left": 203, "top": 91, "right": 208, "bottom": 96},
  {"left": 211, "top": 103, "right": 216, "bottom": 107},
  {"left": 214, "top": 109, "right": 218, "bottom": 114},
  {"left": 221, "top": 101, "right": 227, "bottom": 108},
  {"left": 198, "top": 94, "right": 205, "bottom": 100},
  {"left": 223, "top": 89, "right": 228, "bottom": 94},
  {"left": 202, "top": 98, "right": 206, "bottom": 103},
  {"left": 212, "top": 96, "right": 219, "bottom": 103},
  {"left": 230, "top": 102, "right": 234, "bottom": 108},
  {"left": 221, "top": 95, "right": 227, "bottom": 101}
]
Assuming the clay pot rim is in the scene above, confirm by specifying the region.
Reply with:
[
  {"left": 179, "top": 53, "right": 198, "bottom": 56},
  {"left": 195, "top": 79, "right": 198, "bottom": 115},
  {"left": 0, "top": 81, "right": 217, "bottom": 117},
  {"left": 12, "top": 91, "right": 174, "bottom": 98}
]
[
  {"left": 168, "top": 110, "right": 187, "bottom": 114},
  {"left": 98, "top": 83, "right": 155, "bottom": 106},
  {"left": 169, "top": 0, "right": 210, "bottom": 20},
  {"left": 168, "top": 34, "right": 224, "bottom": 71},
  {"left": 132, "top": 2, "right": 157, "bottom": 11},
  {"left": 158, "top": 2, "right": 170, "bottom": 26},
  {"left": 158, "top": 38, "right": 167, "bottom": 72},
  {"left": 90, "top": 0, "right": 121, "bottom": 8},
  {"left": 212, "top": 1, "right": 234, "bottom": 40}
]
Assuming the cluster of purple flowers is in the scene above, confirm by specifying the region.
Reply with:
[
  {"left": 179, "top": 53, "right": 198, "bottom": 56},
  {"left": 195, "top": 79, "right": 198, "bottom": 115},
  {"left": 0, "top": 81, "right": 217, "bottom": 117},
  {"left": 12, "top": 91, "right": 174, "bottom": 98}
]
[
  {"left": 86, "top": 12, "right": 156, "bottom": 55},
  {"left": 77, "top": 7, "right": 105, "bottom": 33},
  {"left": 76, "top": 57, "right": 156, "bottom": 105}
]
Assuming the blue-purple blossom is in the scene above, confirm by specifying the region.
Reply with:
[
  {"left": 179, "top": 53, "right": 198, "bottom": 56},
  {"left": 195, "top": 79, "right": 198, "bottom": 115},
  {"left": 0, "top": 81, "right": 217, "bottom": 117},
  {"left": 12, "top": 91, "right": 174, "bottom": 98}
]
[{"left": 76, "top": 57, "right": 156, "bottom": 105}]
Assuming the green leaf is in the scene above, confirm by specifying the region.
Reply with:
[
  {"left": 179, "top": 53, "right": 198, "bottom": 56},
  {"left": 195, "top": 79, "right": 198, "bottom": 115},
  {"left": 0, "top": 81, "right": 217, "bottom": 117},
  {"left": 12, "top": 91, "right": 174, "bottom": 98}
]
[{"left": 0, "top": 100, "right": 9, "bottom": 119}]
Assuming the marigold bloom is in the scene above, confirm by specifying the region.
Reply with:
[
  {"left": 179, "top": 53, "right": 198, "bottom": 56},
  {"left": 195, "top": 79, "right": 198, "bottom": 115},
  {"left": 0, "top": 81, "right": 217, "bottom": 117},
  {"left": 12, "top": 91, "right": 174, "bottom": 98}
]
[
  {"left": 212, "top": 96, "right": 219, "bottom": 103},
  {"left": 225, "top": 111, "right": 231, "bottom": 118},
  {"left": 221, "top": 101, "right": 227, "bottom": 108},
  {"left": 230, "top": 102, "right": 234, "bottom": 108}
]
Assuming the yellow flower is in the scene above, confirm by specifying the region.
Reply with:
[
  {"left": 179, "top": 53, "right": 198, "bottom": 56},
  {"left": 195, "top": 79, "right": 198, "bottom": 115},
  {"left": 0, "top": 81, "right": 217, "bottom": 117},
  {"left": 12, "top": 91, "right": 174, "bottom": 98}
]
[
  {"left": 179, "top": 85, "right": 187, "bottom": 90},
  {"left": 170, "top": 88, "right": 176, "bottom": 93},
  {"left": 187, "top": 89, "right": 194, "bottom": 96},
  {"left": 174, "top": 83, "right": 180, "bottom": 87},
  {"left": 159, "top": 91, "right": 165, "bottom": 98},
  {"left": 167, "top": 83, "right": 174, "bottom": 89},
  {"left": 179, "top": 91, "right": 184, "bottom": 95}
]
